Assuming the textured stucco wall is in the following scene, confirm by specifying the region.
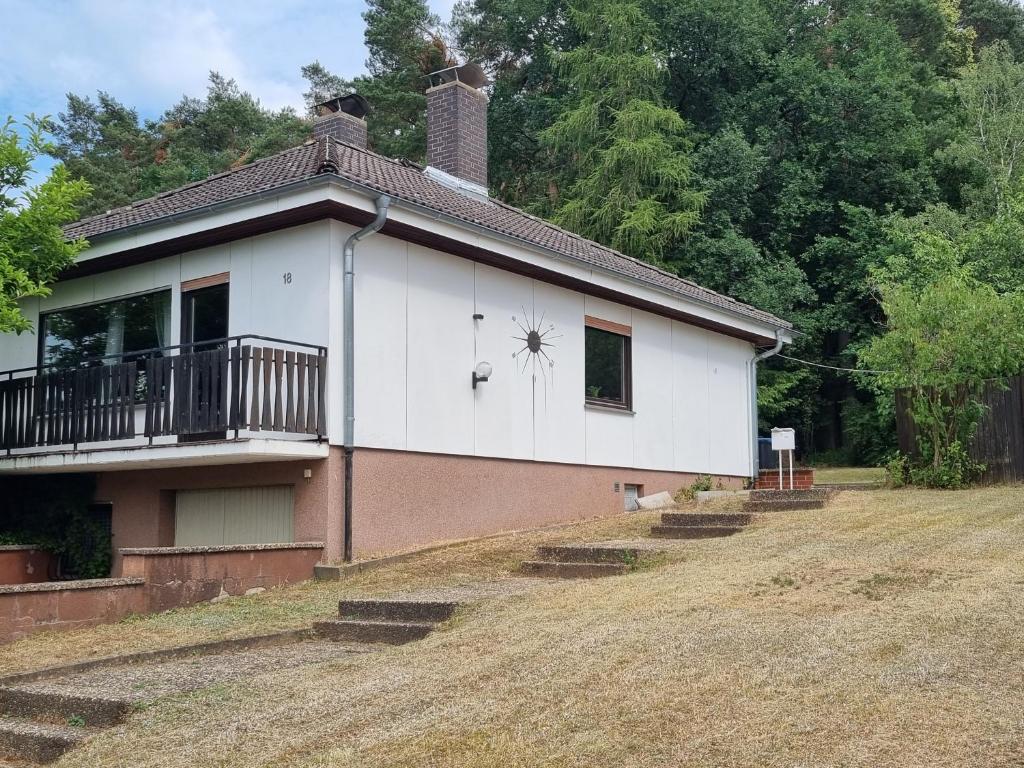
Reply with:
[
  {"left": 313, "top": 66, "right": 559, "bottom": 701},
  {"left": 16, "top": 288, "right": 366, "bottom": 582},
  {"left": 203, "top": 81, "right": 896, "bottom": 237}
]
[
  {"left": 350, "top": 447, "right": 743, "bottom": 557},
  {"left": 95, "top": 446, "right": 344, "bottom": 572}
]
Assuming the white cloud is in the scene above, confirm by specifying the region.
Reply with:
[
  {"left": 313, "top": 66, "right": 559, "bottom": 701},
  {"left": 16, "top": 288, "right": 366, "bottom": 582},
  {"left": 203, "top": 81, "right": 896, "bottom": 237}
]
[{"left": 1, "top": 0, "right": 456, "bottom": 122}]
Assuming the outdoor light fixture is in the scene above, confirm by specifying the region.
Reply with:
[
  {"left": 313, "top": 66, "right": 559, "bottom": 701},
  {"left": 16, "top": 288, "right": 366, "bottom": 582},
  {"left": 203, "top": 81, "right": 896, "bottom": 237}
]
[{"left": 472, "top": 361, "right": 493, "bottom": 389}]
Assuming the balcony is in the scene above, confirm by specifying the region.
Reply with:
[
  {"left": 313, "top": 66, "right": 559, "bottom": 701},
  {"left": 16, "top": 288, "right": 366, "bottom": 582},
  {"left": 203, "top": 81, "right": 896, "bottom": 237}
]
[{"left": 0, "top": 336, "right": 328, "bottom": 472}]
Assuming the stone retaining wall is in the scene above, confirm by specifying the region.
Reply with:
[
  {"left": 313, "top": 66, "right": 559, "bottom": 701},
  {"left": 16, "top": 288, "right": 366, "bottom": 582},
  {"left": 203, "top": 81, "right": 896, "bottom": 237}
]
[
  {"left": 119, "top": 543, "right": 325, "bottom": 613},
  {"left": 0, "top": 547, "right": 55, "bottom": 585},
  {"left": 0, "top": 579, "right": 146, "bottom": 644},
  {"left": 0, "top": 544, "right": 324, "bottom": 645}
]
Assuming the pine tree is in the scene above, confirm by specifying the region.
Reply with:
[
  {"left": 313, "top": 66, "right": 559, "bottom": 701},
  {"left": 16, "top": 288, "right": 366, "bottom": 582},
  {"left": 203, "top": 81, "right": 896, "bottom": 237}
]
[
  {"left": 303, "top": 0, "right": 452, "bottom": 162},
  {"left": 539, "top": 0, "right": 704, "bottom": 263}
]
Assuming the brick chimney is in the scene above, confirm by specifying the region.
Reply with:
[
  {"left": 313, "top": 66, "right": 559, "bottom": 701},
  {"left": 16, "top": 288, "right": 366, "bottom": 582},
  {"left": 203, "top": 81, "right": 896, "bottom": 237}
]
[
  {"left": 426, "top": 63, "right": 489, "bottom": 191},
  {"left": 313, "top": 94, "right": 369, "bottom": 149}
]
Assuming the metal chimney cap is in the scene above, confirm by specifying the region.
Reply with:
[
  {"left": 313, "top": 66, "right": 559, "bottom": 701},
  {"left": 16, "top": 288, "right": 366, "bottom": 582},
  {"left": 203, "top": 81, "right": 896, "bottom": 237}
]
[
  {"left": 426, "top": 62, "right": 489, "bottom": 90},
  {"left": 314, "top": 93, "right": 370, "bottom": 120}
]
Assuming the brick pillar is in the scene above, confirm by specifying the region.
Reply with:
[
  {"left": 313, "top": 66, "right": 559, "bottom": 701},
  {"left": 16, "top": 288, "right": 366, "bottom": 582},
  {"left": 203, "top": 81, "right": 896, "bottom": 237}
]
[{"left": 426, "top": 80, "right": 488, "bottom": 189}]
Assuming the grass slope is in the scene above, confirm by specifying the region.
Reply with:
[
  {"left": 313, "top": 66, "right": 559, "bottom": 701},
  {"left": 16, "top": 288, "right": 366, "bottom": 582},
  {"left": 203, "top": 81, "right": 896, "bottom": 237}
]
[{"left": 9, "top": 488, "right": 1024, "bottom": 767}]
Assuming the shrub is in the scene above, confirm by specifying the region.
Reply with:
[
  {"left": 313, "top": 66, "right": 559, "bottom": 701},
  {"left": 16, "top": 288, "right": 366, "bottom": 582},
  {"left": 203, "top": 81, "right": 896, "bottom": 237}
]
[
  {"left": 908, "top": 441, "right": 985, "bottom": 489},
  {"left": 0, "top": 475, "right": 110, "bottom": 578},
  {"left": 884, "top": 442, "right": 985, "bottom": 490},
  {"left": 884, "top": 453, "right": 910, "bottom": 489},
  {"left": 675, "top": 474, "right": 714, "bottom": 502}
]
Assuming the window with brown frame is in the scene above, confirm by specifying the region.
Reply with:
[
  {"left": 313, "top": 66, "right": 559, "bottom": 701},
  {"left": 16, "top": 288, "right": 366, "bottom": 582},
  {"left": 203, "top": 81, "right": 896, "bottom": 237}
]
[{"left": 584, "top": 317, "right": 632, "bottom": 409}]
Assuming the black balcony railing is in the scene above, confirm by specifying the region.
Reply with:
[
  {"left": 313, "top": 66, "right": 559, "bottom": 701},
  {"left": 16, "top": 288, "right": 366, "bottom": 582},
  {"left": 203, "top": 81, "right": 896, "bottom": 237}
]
[{"left": 0, "top": 336, "right": 327, "bottom": 455}]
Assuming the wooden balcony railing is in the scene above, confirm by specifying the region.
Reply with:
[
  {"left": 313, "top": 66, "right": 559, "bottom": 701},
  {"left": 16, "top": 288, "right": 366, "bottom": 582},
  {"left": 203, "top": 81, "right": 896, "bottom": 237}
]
[{"left": 0, "top": 336, "right": 327, "bottom": 455}]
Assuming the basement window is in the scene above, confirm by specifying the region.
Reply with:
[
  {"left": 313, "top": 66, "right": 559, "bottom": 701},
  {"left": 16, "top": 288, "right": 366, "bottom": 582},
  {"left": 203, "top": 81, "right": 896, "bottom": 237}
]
[{"left": 584, "top": 318, "right": 632, "bottom": 410}]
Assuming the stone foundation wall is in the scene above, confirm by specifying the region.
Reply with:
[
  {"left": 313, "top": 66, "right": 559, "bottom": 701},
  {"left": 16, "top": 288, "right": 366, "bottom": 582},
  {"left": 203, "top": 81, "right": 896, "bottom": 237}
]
[
  {"left": 0, "top": 579, "right": 145, "bottom": 644},
  {"left": 119, "top": 543, "right": 325, "bottom": 613},
  {"left": 351, "top": 448, "right": 745, "bottom": 557}
]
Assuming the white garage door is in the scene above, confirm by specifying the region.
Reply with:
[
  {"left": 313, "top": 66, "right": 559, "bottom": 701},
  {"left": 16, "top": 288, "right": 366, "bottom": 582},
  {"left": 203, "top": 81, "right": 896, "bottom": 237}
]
[{"left": 174, "top": 486, "right": 295, "bottom": 547}]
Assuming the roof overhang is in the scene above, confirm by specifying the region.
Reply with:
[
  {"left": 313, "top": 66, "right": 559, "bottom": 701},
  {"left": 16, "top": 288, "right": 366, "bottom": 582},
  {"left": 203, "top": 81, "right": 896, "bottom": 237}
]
[{"left": 64, "top": 179, "right": 793, "bottom": 346}]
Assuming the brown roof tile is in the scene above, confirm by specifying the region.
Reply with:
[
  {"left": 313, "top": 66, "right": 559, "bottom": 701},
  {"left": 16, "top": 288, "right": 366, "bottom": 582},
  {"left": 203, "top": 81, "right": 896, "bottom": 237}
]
[{"left": 65, "top": 137, "right": 790, "bottom": 330}]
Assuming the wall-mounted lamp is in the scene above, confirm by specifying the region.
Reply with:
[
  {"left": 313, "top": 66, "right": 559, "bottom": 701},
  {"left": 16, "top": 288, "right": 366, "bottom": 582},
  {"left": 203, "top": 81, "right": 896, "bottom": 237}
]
[{"left": 472, "top": 361, "right": 493, "bottom": 389}]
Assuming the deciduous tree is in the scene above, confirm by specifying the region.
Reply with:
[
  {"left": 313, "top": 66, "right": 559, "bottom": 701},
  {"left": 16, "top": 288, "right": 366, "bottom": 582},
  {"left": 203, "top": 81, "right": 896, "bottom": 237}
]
[{"left": 0, "top": 116, "right": 90, "bottom": 333}]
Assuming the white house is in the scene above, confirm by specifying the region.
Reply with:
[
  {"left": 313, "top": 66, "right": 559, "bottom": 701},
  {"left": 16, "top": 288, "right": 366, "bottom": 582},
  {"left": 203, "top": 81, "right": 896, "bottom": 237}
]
[{"left": 0, "top": 68, "right": 792, "bottom": 567}]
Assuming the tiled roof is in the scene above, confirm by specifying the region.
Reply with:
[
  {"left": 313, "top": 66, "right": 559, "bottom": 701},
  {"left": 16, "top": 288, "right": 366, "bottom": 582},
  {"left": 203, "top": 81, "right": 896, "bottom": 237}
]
[{"left": 65, "top": 137, "right": 791, "bottom": 330}]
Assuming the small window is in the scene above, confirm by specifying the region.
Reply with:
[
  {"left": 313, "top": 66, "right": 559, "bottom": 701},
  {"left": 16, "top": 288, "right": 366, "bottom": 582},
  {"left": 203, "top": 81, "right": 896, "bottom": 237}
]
[{"left": 585, "top": 322, "right": 631, "bottom": 409}]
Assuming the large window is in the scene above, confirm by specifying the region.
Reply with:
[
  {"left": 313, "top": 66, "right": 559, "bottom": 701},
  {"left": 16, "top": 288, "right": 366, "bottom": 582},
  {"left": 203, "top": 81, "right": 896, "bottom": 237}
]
[
  {"left": 585, "top": 320, "right": 632, "bottom": 409},
  {"left": 40, "top": 290, "right": 172, "bottom": 369}
]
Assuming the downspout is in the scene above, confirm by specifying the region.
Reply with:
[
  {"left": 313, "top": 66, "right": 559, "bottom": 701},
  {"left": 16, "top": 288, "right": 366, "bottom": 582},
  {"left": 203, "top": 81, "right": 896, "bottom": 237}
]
[
  {"left": 750, "top": 330, "right": 784, "bottom": 481},
  {"left": 342, "top": 195, "right": 391, "bottom": 562}
]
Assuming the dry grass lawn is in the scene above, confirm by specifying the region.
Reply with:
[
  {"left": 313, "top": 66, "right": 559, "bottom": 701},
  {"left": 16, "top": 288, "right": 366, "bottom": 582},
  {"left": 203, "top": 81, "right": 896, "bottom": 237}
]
[
  {"left": 813, "top": 466, "right": 887, "bottom": 484},
  {"left": 8, "top": 487, "right": 1024, "bottom": 766}
]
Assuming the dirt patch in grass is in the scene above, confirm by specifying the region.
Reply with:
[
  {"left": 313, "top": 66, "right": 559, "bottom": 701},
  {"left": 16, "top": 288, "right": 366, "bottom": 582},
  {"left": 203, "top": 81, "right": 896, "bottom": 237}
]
[{"left": 19, "top": 488, "right": 1024, "bottom": 766}]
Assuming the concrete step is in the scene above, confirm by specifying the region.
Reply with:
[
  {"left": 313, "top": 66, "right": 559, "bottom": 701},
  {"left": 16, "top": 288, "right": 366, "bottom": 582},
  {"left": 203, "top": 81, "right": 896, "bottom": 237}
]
[
  {"left": 338, "top": 599, "right": 459, "bottom": 624},
  {"left": 742, "top": 499, "right": 825, "bottom": 513},
  {"left": 534, "top": 545, "right": 646, "bottom": 565},
  {"left": 660, "top": 512, "right": 754, "bottom": 527},
  {"left": 0, "top": 715, "right": 90, "bottom": 764},
  {"left": 0, "top": 687, "right": 130, "bottom": 728},
  {"left": 649, "top": 525, "right": 743, "bottom": 539},
  {"left": 748, "top": 488, "right": 829, "bottom": 502},
  {"left": 520, "top": 561, "right": 628, "bottom": 579},
  {"left": 313, "top": 619, "right": 436, "bottom": 645}
]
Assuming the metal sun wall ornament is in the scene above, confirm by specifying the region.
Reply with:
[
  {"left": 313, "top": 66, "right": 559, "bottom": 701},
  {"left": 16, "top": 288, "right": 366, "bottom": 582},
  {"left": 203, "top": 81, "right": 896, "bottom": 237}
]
[{"left": 513, "top": 307, "right": 560, "bottom": 408}]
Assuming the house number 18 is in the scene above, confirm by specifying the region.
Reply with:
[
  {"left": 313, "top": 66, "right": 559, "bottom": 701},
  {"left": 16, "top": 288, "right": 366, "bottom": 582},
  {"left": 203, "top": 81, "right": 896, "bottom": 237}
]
[{"left": 283, "top": 272, "right": 292, "bottom": 284}]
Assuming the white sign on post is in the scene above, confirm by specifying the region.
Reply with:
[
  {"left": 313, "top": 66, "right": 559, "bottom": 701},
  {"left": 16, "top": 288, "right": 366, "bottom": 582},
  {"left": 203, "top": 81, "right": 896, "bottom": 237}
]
[{"left": 771, "top": 428, "right": 797, "bottom": 490}]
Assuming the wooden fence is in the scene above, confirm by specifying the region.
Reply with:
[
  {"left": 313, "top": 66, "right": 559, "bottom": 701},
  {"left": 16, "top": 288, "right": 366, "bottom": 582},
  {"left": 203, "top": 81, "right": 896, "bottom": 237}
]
[
  {"left": 0, "top": 341, "right": 327, "bottom": 453},
  {"left": 895, "top": 375, "right": 1024, "bottom": 484}
]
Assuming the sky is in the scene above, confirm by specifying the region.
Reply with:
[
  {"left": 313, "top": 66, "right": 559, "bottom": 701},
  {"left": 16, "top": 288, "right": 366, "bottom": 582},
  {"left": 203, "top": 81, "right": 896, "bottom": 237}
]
[{"left": 0, "top": 0, "right": 454, "bottom": 176}]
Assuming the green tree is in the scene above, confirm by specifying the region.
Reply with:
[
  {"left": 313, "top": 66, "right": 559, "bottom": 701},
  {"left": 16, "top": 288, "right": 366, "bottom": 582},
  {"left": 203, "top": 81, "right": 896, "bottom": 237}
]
[
  {"left": 960, "top": 0, "right": 1024, "bottom": 58},
  {"left": 540, "top": 0, "right": 704, "bottom": 263},
  {"left": 456, "top": 0, "right": 578, "bottom": 207},
  {"left": 861, "top": 274, "right": 1024, "bottom": 471},
  {"left": 304, "top": 0, "right": 452, "bottom": 161},
  {"left": 52, "top": 74, "right": 309, "bottom": 218},
  {"left": 952, "top": 42, "right": 1024, "bottom": 215},
  {"left": 0, "top": 116, "right": 90, "bottom": 333},
  {"left": 50, "top": 92, "right": 150, "bottom": 217}
]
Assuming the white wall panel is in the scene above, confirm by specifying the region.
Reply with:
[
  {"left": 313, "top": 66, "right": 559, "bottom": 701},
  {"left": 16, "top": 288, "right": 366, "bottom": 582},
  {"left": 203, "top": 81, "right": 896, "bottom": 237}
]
[
  {"left": 532, "top": 281, "right": 586, "bottom": 464},
  {"left": 707, "top": 336, "right": 752, "bottom": 476},
  {"left": 247, "top": 224, "right": 330, "bottom": 346},
  {"left": 631, "top": 310, "right": 675, "bottom": 471},
  {"left": 180, "top": 244, "right": 230, "bottom": 284},
  {"left": 226, "top": 239, "right": 253, "bottom": 336},
  {"left": 94, "top": 261, "right": 160, "bottom": 301},
  {"left": 405, "top": 244, "right": 475, "bottom": 454},
  {"left": 354, "top": 235, "right": 409, "bottom": 450},
  {"left": 2, "top": 299, "right": 41, "bottom": 370},
  {"left": 672, "top": 322, "right": 712, "bottom": 473},
  {"left": 584, "top": 295, "right": 630, "bottom": 327},
  {"left": 472, "top": 264, "right": 535, "bottom": 459},
  {"left": 39, "top": 275, "right": 95, "bottom": 312},
  {"left": 585, "top": 407, "right": 635, "bottom": 468}
]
